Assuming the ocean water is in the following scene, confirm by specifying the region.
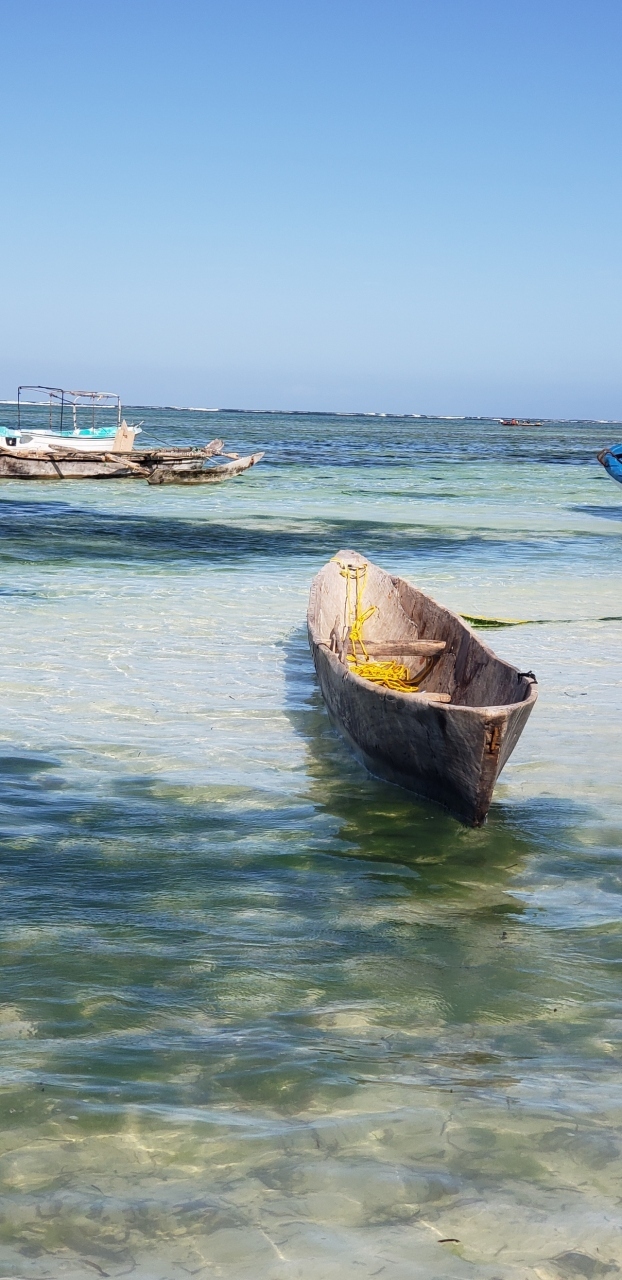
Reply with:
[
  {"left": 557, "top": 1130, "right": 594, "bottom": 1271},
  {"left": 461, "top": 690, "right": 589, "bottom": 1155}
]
[{"left": 0, "top": 410, "right": 621, "bottom": 1280}]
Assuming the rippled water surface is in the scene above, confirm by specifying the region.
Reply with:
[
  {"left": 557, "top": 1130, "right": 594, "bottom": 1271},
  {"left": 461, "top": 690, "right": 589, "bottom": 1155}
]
[{"left": 1, "top": 411, "right": 622, "bottom": 1280}]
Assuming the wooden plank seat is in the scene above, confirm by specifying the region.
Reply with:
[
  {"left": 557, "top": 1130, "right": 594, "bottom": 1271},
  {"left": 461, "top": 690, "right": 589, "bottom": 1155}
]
[{"left": 351, "top": 640, "right": 446, "bottom": 657}]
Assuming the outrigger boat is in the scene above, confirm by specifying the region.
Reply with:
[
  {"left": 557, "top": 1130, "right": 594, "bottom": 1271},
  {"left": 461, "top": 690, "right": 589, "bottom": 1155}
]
[
  {"left": 0, "top": 387, "right": 264, "bottom": 484},
  {"left": 308, "top": 551, "right": 538, "bottom": 826},
  {"left": 0, "top": 436, "right": 264, "bottom": 484}
]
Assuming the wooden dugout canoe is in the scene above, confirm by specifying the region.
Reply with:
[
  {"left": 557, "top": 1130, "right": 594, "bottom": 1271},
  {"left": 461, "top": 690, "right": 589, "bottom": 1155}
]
[
  {"left": 147, "top": 451, "right": 265, "bottom": 485},
  {"left": 307, "top": 551, "right": 538, "bottom": 825}
]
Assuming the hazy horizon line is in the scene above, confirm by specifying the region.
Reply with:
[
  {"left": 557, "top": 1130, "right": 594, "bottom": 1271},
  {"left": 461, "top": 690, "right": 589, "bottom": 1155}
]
[{"left": 2, "top": 400, "right": 620, "bottom": 425}]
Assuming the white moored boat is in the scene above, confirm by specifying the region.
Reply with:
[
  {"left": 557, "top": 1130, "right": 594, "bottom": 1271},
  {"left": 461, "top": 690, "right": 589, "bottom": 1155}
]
[{"left": 0, "top": 386, "right": 141, "bottom": 453}]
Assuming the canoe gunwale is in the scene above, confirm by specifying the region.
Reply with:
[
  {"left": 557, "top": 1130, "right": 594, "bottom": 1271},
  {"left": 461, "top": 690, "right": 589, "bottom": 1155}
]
[{"left": 314, "top": 638, "right": 537, "bottom": 717}]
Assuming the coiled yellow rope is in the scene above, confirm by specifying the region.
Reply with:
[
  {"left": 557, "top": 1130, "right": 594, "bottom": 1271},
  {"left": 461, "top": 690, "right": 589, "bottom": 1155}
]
[{"left": 333, "top": 559, "right": 429, "bottom": 693}]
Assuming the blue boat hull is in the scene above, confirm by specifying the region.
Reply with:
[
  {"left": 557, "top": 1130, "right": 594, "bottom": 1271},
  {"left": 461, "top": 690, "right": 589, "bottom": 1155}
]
[{"left": 598, "top": 444, "right": 622, "bottom": 485}]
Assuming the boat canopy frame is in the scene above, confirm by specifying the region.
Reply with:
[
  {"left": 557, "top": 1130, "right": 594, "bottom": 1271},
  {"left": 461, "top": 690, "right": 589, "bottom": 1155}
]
[{"left": 17, "top": 386, "right": 122, "bottom": 435}]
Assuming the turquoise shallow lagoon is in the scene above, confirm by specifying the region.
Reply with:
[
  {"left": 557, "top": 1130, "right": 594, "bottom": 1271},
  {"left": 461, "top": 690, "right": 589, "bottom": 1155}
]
[{"left": 0, "top": 412, "right": 621, "bottom": 1279}]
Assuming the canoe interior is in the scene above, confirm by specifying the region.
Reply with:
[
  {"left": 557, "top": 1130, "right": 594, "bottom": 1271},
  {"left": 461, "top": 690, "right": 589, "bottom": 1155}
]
[{"left": 314, "top": 551, "right": 531, "bottom": 709}]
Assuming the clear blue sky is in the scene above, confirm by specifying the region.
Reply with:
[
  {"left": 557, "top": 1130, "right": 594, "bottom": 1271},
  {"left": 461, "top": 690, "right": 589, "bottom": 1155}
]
[{"left": 1, "top": 0, "right": 621, "bottom": 416}]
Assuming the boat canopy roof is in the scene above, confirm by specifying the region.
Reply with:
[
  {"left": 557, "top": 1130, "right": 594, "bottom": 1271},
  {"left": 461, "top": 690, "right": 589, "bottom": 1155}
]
[{"left": 17, "top": 386, "right": 122, "bottom": 431}]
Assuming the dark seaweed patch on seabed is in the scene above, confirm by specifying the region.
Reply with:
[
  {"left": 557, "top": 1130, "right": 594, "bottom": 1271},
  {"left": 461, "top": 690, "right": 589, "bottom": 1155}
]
[
  {"left": 571, "top": 504, "right": 622, "bottom": 521},
  {"left": 0, "top": 496, "right": 616, "bottom": 569},
  {"left": 0, "top": 749, "right": 615, "bottom": 1127}
]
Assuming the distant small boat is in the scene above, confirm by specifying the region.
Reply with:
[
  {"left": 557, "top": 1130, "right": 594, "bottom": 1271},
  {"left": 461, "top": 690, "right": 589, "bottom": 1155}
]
[
  {"left": 308, "top": 551, "right": 538, "bottom": 825},
  {"left": 500, "top": 419, "right": 542, "bottom": 427},
  {"left": 597, "top": 445, "right": 622, "bottom": 485}
]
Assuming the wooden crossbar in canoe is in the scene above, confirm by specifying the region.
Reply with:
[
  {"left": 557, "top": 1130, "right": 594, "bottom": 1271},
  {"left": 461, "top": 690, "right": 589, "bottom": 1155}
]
[{"left": 351, "top": 640, "right": 447, "bottom": 657}]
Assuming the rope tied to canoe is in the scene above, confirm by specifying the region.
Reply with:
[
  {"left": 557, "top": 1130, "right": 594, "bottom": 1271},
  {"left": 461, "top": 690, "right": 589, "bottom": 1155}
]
[{"left": 332, "top": 558, "right": 433, "bottom": 693}]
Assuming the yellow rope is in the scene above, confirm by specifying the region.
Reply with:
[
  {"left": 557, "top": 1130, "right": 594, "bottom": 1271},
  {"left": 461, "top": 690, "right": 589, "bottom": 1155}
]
[{"left": 332, "top": 558, "right": 428, "bottom": 693}]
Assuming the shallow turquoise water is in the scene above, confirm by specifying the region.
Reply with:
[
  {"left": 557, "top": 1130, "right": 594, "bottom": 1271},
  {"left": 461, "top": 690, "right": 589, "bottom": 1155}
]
[{"left": 0, "top": 412, "right": 621, "bottom": 1279}]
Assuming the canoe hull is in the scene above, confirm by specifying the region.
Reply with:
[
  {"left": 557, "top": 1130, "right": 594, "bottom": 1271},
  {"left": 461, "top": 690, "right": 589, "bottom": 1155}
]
[
  {"left": 311, "top": 641, "right": 534, "bottom": 824},
  {"left": 0, "top": 453, "right": 143, "bottom": 479},
  {"left": 147, "top": 452, "right": 265, "bottom": 485},
  {"left": 308, "top": 553, "right": 537, "bottom": 825},
  {"left": 597, "top": 446, "right": 622, "bottom": 485}
]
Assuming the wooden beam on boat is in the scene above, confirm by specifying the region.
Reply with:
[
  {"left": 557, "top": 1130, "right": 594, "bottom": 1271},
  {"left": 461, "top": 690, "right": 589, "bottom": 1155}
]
[
  {"left": 132, "top": 439, "right": 225, "bottom": 464},
  {"left": 103, "top": 454, "right": 151, "bottom": 475}
]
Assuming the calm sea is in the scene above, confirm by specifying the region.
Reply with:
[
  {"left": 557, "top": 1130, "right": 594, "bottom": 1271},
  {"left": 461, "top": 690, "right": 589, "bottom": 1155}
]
[{"left": 0, "top": 410, "right": 621, "bottom": 1279}]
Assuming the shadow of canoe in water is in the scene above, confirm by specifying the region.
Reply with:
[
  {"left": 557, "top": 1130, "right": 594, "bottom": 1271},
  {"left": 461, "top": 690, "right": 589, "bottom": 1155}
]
[{"left": 279, "top": 625, "right": 594, "bottom": 889}]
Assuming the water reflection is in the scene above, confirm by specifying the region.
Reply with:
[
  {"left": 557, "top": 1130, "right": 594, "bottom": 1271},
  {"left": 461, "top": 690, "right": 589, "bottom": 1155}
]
[
  {"left": 282, "top": 624, "right": 544, "bottom": 876},
  {"left": 2, "top": 737, "right": 621, "bottom": 1279}
]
